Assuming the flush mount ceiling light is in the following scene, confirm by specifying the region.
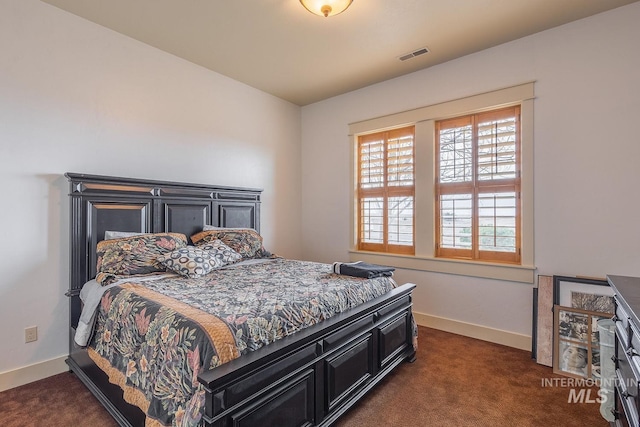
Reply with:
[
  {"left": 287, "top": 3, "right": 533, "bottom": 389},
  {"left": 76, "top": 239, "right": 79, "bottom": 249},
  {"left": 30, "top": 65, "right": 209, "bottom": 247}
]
[{"left": 300, "top": 0, "right": 353, "bottom": 17}]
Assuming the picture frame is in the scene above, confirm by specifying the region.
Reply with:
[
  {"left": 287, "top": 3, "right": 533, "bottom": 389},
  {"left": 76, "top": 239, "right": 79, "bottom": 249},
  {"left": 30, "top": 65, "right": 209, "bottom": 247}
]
[
  {"left": 532, "top": 275, "right": 554, "bottom": 366},
  {"left": 553, "top": 305, "right": 610, "bottom": 379},
  {"left": 553, "top": 275, "right": 614, "bottom": 315}
]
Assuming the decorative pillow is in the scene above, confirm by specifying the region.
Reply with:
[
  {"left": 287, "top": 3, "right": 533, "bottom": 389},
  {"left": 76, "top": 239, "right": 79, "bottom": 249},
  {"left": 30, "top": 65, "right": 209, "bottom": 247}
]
[
  {"left": 95, "top": 233, "right": 187, "bottom": 285},
  {"left": 104, "top": 230, "right": 146, "bottom": 240},
  {"left": 200, "top": 239, "right": 243, "bottom": 265},
  {"left": 157, "top": 246, "right": 227, "bottom": 278},
  {"left": 191, "top": 229, "right": 263, "bottom": 259}
]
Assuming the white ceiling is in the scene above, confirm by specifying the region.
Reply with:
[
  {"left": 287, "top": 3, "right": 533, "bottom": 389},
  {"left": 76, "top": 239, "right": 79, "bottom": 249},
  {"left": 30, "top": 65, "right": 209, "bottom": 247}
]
[{"left": 42, "top": 0, "right": 639, "bottom": 106}]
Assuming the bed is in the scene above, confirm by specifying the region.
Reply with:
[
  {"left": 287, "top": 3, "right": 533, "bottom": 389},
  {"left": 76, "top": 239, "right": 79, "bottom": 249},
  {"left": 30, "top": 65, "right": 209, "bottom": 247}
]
[{"left": 65, "top": 172, "right": 417, "bottom": 427}]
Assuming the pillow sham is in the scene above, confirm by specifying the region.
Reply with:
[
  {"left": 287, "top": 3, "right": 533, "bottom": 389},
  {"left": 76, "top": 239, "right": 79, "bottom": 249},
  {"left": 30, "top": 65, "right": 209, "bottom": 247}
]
[
  {"left": 191, "top": 228, "right": 263, "bottom": 259},
  {"left": 95, "top": 232, "right": 187, "bottom": 285},
  {"left": 157, "top": 246, "right": 227, "bottom": 278}
]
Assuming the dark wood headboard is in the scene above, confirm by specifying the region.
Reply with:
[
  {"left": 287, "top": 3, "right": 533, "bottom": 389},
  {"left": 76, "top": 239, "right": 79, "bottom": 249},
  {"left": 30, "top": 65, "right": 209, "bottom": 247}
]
[{"left": 65, "top": 173, "right": 262, "bottom": 339}]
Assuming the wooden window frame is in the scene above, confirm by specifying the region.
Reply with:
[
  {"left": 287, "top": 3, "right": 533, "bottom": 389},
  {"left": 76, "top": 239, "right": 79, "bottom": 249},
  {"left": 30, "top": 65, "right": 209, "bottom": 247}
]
[
  {"left": 435, "top": 106, "right": 521, "bottom": 264},
  {"left": 357, "top": 127, "right": 415, "bottom": 255}
]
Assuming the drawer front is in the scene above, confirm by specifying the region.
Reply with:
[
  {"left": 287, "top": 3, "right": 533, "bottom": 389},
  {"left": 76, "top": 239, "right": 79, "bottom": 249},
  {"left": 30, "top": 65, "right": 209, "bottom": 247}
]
[
  {"left": 378, "top": 313, "right": 409, "bottom": 368},
  {"left": 322, "top": 314, "right": 374, "bottom": 351},
  {"left": 615, "top": 384, "right": 633, "bottom": 427},
  {"left": 616, "top": 338, "right": 640, "bottom": 425},
  {"left": 230, "top": 369, "right": 315, "bottom": 427},
  {"left": 325, "top": 333, "right": 374, "bottom": 411},
  {"left": 616, "top": 297, "right": 632, "bottom": 348},
  {"left": 221, "top": 344, "right": 318, "bottom": 411},
  {"left": 630, "top": 321, "right": 640, "bottom": 358}
]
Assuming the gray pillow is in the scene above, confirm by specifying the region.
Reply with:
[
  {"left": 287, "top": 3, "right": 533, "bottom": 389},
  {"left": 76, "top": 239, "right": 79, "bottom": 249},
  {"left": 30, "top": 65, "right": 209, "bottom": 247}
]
[
  {"left": 200, "top": 239, "right": 243, "bottom": 265},
  {"left": 157, "top": 246, "right": 227, "bottom": 278}
]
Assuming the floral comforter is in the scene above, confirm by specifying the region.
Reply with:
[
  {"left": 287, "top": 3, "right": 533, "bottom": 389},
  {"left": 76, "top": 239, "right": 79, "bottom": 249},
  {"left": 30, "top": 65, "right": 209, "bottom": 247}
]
[{"left": 88, "top": 258, "right": 398, "bottom": 427}]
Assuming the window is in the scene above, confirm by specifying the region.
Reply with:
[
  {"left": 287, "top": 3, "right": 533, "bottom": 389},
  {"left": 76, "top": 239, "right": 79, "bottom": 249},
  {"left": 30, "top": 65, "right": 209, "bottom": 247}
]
[
  {"left": 349, "top": 83, "right": 534, "bottom": 282},
  {"left": 357, "top": 126, "right": 415, "bottom": 254},
  {"left": 435, "top": 106, "right": 521, "bottom": 263}
]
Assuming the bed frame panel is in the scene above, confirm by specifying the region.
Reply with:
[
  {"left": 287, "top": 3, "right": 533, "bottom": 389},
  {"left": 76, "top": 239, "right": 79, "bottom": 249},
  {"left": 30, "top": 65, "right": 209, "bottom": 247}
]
[{"left": 65, "top": 172, "right": 416, "bottom": 427}]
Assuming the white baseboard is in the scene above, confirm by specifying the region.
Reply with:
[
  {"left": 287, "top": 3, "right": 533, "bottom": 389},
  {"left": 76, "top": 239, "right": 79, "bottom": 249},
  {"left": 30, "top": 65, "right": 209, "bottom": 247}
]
[
  {"left": 414, "top": 311, "right": 531, "bottom": 351},
  {"left": 0, "top": 356, "right": 68, "bottom": 392}
]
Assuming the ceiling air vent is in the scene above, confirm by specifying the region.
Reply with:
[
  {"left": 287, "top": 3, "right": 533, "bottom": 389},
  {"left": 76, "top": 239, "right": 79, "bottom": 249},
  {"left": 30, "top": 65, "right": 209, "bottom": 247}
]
[{"left": 398, "top": 47, "right": 430, "bottom": 62}]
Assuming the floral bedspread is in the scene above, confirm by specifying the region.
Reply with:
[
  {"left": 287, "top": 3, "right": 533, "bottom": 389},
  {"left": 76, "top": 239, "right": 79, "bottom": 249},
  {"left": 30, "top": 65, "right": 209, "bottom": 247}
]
[{"left": 89, "top": 258, "right": 398, "bottom": 427}]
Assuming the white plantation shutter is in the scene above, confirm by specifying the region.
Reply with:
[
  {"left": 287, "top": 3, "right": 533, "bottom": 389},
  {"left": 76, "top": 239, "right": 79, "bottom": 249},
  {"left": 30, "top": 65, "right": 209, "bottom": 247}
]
[
  {"left": 388, "top": 196, "right": 413, "bottom": 246},
  {"left": 438, "top": 117, "right": 473, "bottom": 184},
  {"left": 478, "top": 192, "right": 517, "bottom": 253},
  {"left": 439, "top": 193, "right": 473, "bottom": 251},
  {"left": 360, "top": 197, "right": 384, "bottom": 244},
  {"left": 387, "top": 132, "right": 414, "bottom": 187},
  {"left": 358, "top": 127, "right": 415, "bottom": 254},
  {"left": 477, "top": 110, "right": 518, "bottom": 181},
  {"left": 435, "top": 106, "right": 521, "bottom": 263},
  {"left": 359, "top": 137, "right": 384, "bottom": 189}
]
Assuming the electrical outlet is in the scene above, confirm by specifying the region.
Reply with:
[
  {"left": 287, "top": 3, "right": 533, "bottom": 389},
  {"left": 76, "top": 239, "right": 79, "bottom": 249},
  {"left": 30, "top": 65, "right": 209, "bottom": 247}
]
[{"left": 25, "top": 326, "right": 37, "bottom": 343}]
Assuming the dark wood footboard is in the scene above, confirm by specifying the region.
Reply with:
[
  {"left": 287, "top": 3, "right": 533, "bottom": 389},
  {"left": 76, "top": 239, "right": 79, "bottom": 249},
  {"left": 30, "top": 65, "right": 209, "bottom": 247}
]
[
  {"left": 197, "top": 283, "right": 416, "bottom": 427},
  {"left": 67, "top": 282, "right": 415, "bottom": 427}
]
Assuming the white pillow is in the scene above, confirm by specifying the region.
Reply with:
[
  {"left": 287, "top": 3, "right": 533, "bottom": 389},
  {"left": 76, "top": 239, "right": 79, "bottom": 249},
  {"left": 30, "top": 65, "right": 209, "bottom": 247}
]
[
  {"left": 104, "top": 230, "right": 146, "bottom": 240},
  {"left": 202, "top": 225, "right": 255, "bottom": 232}
]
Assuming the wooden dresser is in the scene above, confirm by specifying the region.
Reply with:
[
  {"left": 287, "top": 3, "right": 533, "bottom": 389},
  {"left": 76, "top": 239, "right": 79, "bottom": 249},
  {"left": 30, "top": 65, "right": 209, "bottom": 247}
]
[{"left": 609, "top": 275, "right": 640, "bottom": 427}]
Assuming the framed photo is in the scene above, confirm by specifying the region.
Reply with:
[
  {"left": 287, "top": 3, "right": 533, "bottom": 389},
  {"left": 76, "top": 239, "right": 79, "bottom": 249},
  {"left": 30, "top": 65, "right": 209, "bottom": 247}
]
[
  {"left": 553, "top": 275, "right": 614, "bottom": 315},
  {"left": 553, "top": 305, "right": 610, "bottom": 379}
]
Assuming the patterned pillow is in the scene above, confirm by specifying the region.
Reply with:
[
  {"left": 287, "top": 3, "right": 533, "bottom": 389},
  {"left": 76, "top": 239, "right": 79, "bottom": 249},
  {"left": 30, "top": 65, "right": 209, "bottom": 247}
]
[
  {"left": 200, "top": 239, "right": 243, "bottom": 265},
  {"left": 95, "top": 233, "right": 187, "bottom": 285},
  {"left": 157, "top": 246, "right": 227, "bottom": 278},
  {"left": 191, "top": 229, "right": 264, "bottom": 259}
]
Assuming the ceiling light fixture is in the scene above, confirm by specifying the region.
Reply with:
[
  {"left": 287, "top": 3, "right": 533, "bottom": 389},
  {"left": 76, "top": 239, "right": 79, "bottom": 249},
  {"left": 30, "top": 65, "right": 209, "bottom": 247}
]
[{"left": 300, "top": 0, "right": 353, "bottom": 18}]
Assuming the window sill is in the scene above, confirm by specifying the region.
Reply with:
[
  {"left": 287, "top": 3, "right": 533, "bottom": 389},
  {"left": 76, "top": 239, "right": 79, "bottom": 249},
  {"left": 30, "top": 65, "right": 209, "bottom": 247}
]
[{"left": 348, "top": 250, "right": 536, "bottom": 284}]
